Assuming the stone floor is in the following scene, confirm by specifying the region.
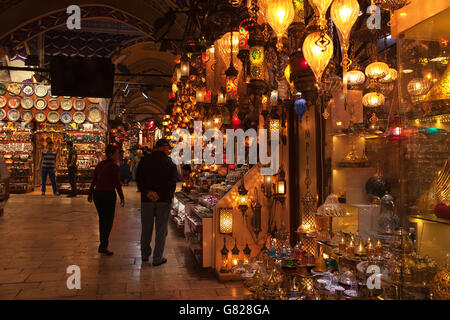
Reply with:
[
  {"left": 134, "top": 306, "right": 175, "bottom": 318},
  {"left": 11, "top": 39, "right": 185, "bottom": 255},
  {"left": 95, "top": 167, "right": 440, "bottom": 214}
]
[{"left": 0, "top": 185, "right": 250, "bottom": 300}]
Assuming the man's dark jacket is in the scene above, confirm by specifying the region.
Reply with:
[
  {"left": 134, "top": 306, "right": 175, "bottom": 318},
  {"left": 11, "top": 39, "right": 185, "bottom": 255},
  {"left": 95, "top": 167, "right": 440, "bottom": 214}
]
[{"left": 136, "top": 150, "right": 178, "bottom": 203}]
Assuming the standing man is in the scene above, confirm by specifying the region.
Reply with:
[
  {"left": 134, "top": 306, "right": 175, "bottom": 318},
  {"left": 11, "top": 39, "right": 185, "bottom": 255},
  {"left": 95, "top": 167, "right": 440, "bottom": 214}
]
[
  {"left": 66, "top": 141, "right": 78, "bottom": 198},
  {"left": 136, "top": 139, "right": 177, "bottom": 266},
  {"left": 39, "top": 141, "right": 60, "bottom": 196}
]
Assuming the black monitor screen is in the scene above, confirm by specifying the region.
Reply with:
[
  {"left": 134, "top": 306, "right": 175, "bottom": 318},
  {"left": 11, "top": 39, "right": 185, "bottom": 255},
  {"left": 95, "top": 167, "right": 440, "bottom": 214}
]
[{"left": 50, "top": 56, "right": 114, "bottom": 98}]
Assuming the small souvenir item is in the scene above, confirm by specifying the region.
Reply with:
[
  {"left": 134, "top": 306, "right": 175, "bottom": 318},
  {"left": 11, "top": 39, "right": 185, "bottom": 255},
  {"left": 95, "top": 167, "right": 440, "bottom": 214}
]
[
  {"left": 61, "top": 99, "right": 72, "bottom": 111},
  {"left": 87, "top": 105, "right": 102, "bottom": 123},
  {"left": 22, "top": 84, "right": 34, "bottom": 96},
  {"left": 35, "top": 85, "right": 48, "bottom": 97},
  {"left": 35, "top": 98, "right": 47, "bottom": 110},
  {"left": 347, "top": 240, "right": 355, "bottom": 256},
  {"left": 355, "top": 239, "right": 367, "bottom": 256},
  {"left": 60, "top": 111, "right": 72, "bottom": 124},
  {"left": 0, "top": 109, "right": 6, "bottom": 120},
  {"left": 375, "top": 239, "right": 383, "bottom": 255},
  {"left": 0, "top": 96, "right": 6, "bottom": 108},
  {"left": 73, "top": 99, "right": 85, "bottom": 111},
  {"left": 21, "top": 97, "right": 34, "bottom": 109},
  {"left": 7, "top": 109, "right": 20, "bottom": 122},
  {"left": 7, "top": 83, "right": 22, "bottom": 95},
  {"left": 339, "top": 236, "right": 346, "bottom": 254},
  {"left": 21, "top": 111, "right": 33, "bottom": 122},
  {"left": 73, "top": 111, "right": 86, "bottom": 124},
  {"left": 47, "top": 111, "right": 60, "bottom": 124},
  {"left": 35, "top": 111, "right": 46, "bottom": 122},
  {"left": 48, "top": 99, "right": 59, "bottom": 110},
  {"left": 8, "top": 97, "right": 20, "bottom": 109},
  {"left": 366, "top": 237, "right": 374, "bottom": 256}
]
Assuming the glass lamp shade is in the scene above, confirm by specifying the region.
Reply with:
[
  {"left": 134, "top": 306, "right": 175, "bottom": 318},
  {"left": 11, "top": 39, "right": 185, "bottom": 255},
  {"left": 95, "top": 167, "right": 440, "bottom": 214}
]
[
  {"left": 215, "top": 32, "right": 240, "bottom": 68},
  {"left": 380, "top": 68, "right": 398, "bottom": 83},
  {"left": 217, "top": 92, "right": 226, "bottom": 105},
  {"left": 362, "top": 92, "right": 385, "bottom": 107},
  {"left": 302, "top": 31, "right": 334, "bottom": 84},
  {"left": 196, "top": 89, "right": 205, "bottom": 103},
  {"left": 238, "top": 195, "right": 248, "bottom": 206},
  {"left": 269, "top": 119, "right": 281, "bottom": 130},
  {"left": 276, "top": 179, "right": 286, "bottom": 195},
  {"left": 331, "top": 0, "right": 360, "bottom": 50},
  {"left": 219, "top": 209, "right": 233, "bottom": 234},
  {"left": 180, "top": 58, "right": 190, "bottom": 78},
  {"left": 270, "top": 90, "right": 279, "bottom": 106},
  {"left": 225, "top": 65, "right": 239, "bottom": 101},
  {"left": 346, "top": 70, "right": 365, "bottom": 85},
  {"left": 309, "top": 0, "right": 333, "bottom": 20},
  {"left": 266, "top": 0, "right": 295, "bottom": 39},
  {"left": 365, "top": 61, "right": 389, "bottom": 79},
  {"left": 407, "top": 78, "right": 431, "bottom": 96}
]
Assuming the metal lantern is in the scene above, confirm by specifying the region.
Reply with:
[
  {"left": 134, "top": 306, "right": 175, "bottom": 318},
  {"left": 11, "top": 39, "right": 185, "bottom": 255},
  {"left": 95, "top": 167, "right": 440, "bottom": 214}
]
[
  {"left": 249, "top": 45, "right": 265, "bottom": 80},
  {"left": 302, "top": 31, "right": 334, "bottom": 85},
  {"left": 380, "top": 68, "right": 398, "bottom": 83},
  {"left": 180, "top": 54, "right": 190, "bottom": 80},
  {"left": 407, "top": 78, "right": 431, "bottom": 96},
  {"left": 220, "top": 238, "right": 230, "bottom": 273},
  {"left": 270, "top": 90, "right": 279, "bottom": 106},
  {"left": 266, "top": 0, "right": 295, "bottom": 50},
  {"left": 346, "top": 69, "right": 366, "bottom": 86},
  {"left": 365, "top": 61, "right": 389, "bottom": 79},
  {"left": 238, "top": 181, "right": 249, "bottom": 217},
  {"left": 231, "top": 238, "right": 240, "bottom": 267},
  {"left": 196, "top": 88, "right": 205, "bottom": 103},
  {"left": 219, "top": 208, "right": 233, "bottom": 234},
  {"left": 225, "top": 64, "right": 239, "bottom": 102},
  {"left": 362, "top": 92, "right": 385, "bottom": 107},
  {"left": 243, "top": 244, "right": 252, "bottom": 265}
]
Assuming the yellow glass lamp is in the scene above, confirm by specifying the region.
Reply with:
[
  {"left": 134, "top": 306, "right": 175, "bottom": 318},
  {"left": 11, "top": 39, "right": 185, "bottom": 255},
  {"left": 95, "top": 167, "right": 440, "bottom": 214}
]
[
  {"left": 365, "top": 61, "right": 389, "bottom": 80},
  {"left": 220, "top": 238, "right": 230, "bottom": 273},
  {"left": 266, "top": 0, "right": 295, "bottom": 51},
  {"left": 302, "top": 31, "right": 334, "bottom": 86},
  {"left": 380, "top": 68, "right": 398, "bottom": 83},
  {"left": 237, "top": 181, "right": 249, "bottom": 216},
  {"left": 219, "top": 208, "right": 233, "bottom": 234},
  {"left": 346, "top": 69, "right": 365, "bottom": 86},
  {"left": 196, "top": 89, "right": 204, "bottom": 103},
  {"left": 180, "top": 54, "right": 190, "bottom": 80},
  {"left": 215, "top": 32, "right": 240, "bottom": 68},
  {"left": 243, "top": 244, "right": 251, "bottom": 265},
  {"left": 362, "top": 92, "right": 385, "bottom": 107}
]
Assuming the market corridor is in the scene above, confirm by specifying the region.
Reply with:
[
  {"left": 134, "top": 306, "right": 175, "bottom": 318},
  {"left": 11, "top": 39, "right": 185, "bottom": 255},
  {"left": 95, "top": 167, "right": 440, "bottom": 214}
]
[{"left": 0, "top": 185, "right": 249, "bottom": 300}]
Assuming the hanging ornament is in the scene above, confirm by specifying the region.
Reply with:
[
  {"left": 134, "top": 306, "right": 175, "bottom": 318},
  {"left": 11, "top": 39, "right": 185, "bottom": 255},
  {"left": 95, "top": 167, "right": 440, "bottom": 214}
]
[
  {"left": 266, "top": 0, "right": 295, "bottom": 51},
  {"left": 380, "top": 68, "right": 398, "bottom": 83},
  {"left": 302, "top": 31, "right": 334, "bottom": 87},
  {"left": 294, "top": 98, "right": 307, "bottom": 122},
  {"left": 309, "top": 0, "right": 333, "bottom": 22},
  {"left": 365, "top": 61, "right": 389, "bottom": 80},
  {"left": 346, "top": 69, "right": 365, "bottom": 86},
  {"left": 362, "top": 92, "right": 385, "bottom": 107},
  {"left": 407, "top": 78, "right": 432, "bottom": 96}
]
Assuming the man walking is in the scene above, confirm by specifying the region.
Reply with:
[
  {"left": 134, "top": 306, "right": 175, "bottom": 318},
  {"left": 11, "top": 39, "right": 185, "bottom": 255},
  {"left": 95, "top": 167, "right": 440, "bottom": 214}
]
[
  {"left": 136, "top": 139, "right": 177, "bottom": 266},
  {"left": 66, "top": 141, "right": 78, "bottom": 198},
  {"left": 40, "top": 141, "right": 60, "bottom": 196}
]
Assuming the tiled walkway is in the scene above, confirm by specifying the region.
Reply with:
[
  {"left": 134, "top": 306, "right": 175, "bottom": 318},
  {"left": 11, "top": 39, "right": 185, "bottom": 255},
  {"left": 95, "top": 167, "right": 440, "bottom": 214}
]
[{"left": 0, "top": 185, "right": 249, "bottom": 300}]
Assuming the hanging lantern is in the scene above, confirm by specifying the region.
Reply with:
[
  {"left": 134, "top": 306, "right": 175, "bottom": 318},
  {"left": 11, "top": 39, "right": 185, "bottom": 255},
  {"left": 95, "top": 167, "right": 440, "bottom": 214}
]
[
  {"left": 243, "top": 244, "right": 251, "bottom": 265},
  {"left": 331, "top": 0, "right": 359, "bottom": 52},
  {"left": 362, "top": 92, "right": 385, "bottom": 107},
  {"left": 220, "top": 238, "right": 229, "bottom": 273},
  {"left": 365, "top": 61, "right": 389, "bottom": 79},
  {"left": 216, "top": 32, "right": 240, "bottom": 68},
  {"left": 309, "top": 0, "right": 333, "bottom": 21},
  {"left": 217, "top": 91, "right": 226, "bottom": 105},
  {"left": 294, "top": 97, "right": 307, "bottom": 122},
  {"left": 180, "top": 54, "right": 190, "bottom": 80},
  {"left": 239, "top": 24, "right": 250, "bottom": 50},
  {"left": 225, "top": 64, "right": 239, "bottom": 101},
  {"left": 302, "top": 31, "right": 334, "bottom": 85},
  {"left": 407, "top": 78, "right": 432, "bottom": 96},
  {"left": 266, "top": 0, "right": 295, "bottom": 51},
  {"left": 346, "top": 69, "right": 365, "bottom": 86},
  {"left": 380, "top": 68, "right": 398, "bottom": 83},
  {"left": 175, "top": 64, "right": 181, "bottom": 82},
  {"left": 219, "top": 208, "right": 233, "bottom": 234},
  {"left": 231, "top": 239, "right": 240, "bottom": 267},
  {"left": 249, "top": 46, "right": 265, "bottom": 80},
  {"left": 270, "top": 90, "right": 279, "bottom": 106},
  {"left": 196, "top": 89, "right": 205, "bottom": 103}
]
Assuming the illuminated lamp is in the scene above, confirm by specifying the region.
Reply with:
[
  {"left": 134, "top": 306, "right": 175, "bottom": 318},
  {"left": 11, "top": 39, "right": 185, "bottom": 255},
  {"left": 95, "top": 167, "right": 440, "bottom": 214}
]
[
  {"left": 309, "top": 0, "right": 333, "bottom": 22},
  {"left": 266, "top": 0, "right": 295, "bottom": 50},
  {"left": 380, "top": 68, "right": 398, "bottom": 83},
  {"left": 225, "top": 64, "right": 239, "bottom": 102},
  {"left": 302, "top": 31, "right": 334, "bottom": 86},
  {"left": 270, "top": 90, "right": 278, "bottom": 106},
  {"left": 196, "top": 89, "right": 204, "bottom": 103},
  {"left": 238, "top": 181, "right": 249, "bottom": 217},
  {"left": 274, "top": 168, "right": 287, "bottom": 203},
  {"left": 220, "top": 238, "right": 229, "bottom": 273},
  {"left": 180, "top": 54, "right": 190, "bottom": 81},
  {"left": 407, "top": 78, "right": 431, "bottom": 96},
  {"left": 243, "top": 244, "right": 251, "bottom": 265},
  {"left": 219, "top": 208, "right": 233, "bottom": 234},
  {"left": 365, "top": 61, "right": 389, "bottom": 80},
  {"left": 346, "top": 69, "right": 365, "bottom": 86},
  {"left": 231, "top": 238, "right": 240, "bottom": 267},
  {"left": 362, "top": 92, "right": 385, "bottom": 107}
]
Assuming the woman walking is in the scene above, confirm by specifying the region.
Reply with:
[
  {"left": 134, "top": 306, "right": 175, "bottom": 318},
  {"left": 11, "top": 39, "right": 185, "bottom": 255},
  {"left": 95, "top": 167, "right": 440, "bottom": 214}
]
[{"left": 88, "top": 145, "right": 125, "bottom": 256}]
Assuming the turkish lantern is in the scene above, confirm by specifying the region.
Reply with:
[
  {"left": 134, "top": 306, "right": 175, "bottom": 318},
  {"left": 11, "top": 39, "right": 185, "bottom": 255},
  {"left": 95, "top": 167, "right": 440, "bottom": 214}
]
[
  {"left": 365, "top": 61, "right": 389, "bottom": 80},
  {"left": 362, "top": 92, "right": 385, "bottom": 107},
  {"left": 302, "top": 31, "right": 334, "bottom": 85},
  {"left": 266, "top": 0, "right": 295, "bottom": 50},
  {"left": 309, "top": 0, "right": 333, "bottom": 21}
]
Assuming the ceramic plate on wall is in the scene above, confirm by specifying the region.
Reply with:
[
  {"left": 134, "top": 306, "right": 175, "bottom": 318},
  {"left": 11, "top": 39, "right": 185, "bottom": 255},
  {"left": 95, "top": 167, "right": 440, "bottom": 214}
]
[
  {"left": 7, "top": 83, "right": 22, "bottom": 96},
  {"left": 21, "top": 97, "right": 34, "bottom": 110},
  {"left": 8, "top": 97, "right": 21, "bottom": 109},
  {"left": 21, "top": 111, "right": 33, "bottom": 122},
  {"left": 35, "top": 111, "right": 46, "bottom": 122},
  {"left": 48, "top": 99, "right": 59, "bottom": 110},
  {"left": 73, "top": 99, "right": 85, "bottom": 111},
  {"left": 73, "top": 111, "right": 86, "bottom": 124},
  {"left": 60, "top": 111, "right": 72, "bottom": 124},
  {"left": 88, "top": 98, "right": 102, "bottom": 104},
  {"left": 35, "top": 85, "right": 48, "bottom": 97},
  {"left": 87, "top": 105, "right": 102, "bottom": 123},
  {"left": 7, "top": 109, "right": 20, "bottom": 122},
  {"left": 61, "top": 99, "right": 72, "bottom": 111},
  {"left": 0, "top": 109, "right": 6, "bottom": 120},
  {"left": 0, "top": 96, "right": 6, "bottom": 108},
  {"left": 0, "top": 83, "right": 6, "bottom": 95},
  {"left": 34, "top": 98, "right": 47, "bottom": 110},
  {"left": 22, "top": 84, "right": 34, "bottom": 96},
  {"left": 47, "top": 111, "right": 60, "bottom": 124}
]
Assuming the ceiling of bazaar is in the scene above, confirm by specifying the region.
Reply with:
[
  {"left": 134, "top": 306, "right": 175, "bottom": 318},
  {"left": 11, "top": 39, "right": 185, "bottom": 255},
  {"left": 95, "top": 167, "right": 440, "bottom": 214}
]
[{"left": 0, "top": 0, "right": 397, "bottom": 123}]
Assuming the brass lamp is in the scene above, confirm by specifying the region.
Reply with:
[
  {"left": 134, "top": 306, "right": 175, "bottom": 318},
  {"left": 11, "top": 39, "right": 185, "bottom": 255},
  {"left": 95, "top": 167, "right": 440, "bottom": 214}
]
[
  {"left": 238, "top": 181, "right": 249, "bottom": 217},
  {"left": 243, "top": 243, "right": 252, "bottom": 265},
  {"left": 180, "top": 54, "right": 190, "bottom": 82},
  {"left": 231, "top": 238, "right": 240, "bottom": 267}
]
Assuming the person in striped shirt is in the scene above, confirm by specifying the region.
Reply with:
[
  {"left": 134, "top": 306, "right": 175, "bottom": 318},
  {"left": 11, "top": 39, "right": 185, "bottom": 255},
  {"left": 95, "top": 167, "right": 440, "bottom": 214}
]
[{"left": 40, "top": 141, "right": 60, "bottom": 196}]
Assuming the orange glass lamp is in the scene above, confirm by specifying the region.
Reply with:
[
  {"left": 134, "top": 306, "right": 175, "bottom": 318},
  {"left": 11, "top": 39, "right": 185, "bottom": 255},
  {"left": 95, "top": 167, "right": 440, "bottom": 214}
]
[
  {"left": 266, "top": 0, "right": 295, "bottom": 51},
  {"left": 219, "top": 208, "right": 233, "bottom": 234},
  {"left": 220, "top": 238, "right": 230, "bottom": 273},
  {"left": 231, "top": 239, "right": 240, "bottom": 267}
]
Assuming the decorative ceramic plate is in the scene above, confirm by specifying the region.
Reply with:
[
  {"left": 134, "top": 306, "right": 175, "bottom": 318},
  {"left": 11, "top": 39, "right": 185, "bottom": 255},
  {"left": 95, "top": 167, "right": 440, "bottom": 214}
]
[
  {"left": 88, "top": 97, "right": 102, "bottom": 104},
  {"left": 7, "top": 109, "right": 20, "bottom": 122},
  {"left": 73, "top": 99, "right": 85, "bottom": 111},
  {"left": 21, "top": 97, "right": 34, "bottom": 109},
  {"left": 87, "top": 105, "right": 102, "bottom": 123},
  {"left": 35, "top": 111, "right": 46, "bottom": 122},
  {"left": 61, "top": 99, "right": 72, "bottom": 111},
  {"left": 21, "top": 111, "right": 33, "bottom": 122},
  {"left": 47, "top": 111, "right": 60, "bottom": 124},
  {"left": 0, "top": 109, "right": 6, "bottom": 121},
  {"left": 48, "top": 99, "right": 59, "bottom": 110},
  {"left": 35, "top": 85, "right": 48, "bottom": 97},
  {"left": 63, "top": 96, "right": 71, "bottom": 99},
  {"left": 0, "top": 83, "right": 6, "bottom": 95},
  {"left": 60, "top": 111, "right": 72, "bottom": 124},
  {"left": 7, "top": 83, "right": 22, "bottom": 96},
  {"left": 8, "top": 97, "right": 21, "bottom": 109},
  {"left": 22, "top": 84, "right": 34, "bottom": 96},
  {"left": 0, "top": 96, "right": 6, "bottom": 108},
  {"left": 34, "top": 98, "right": 47, "bottom": 110},
  {"left": 73, "top": 111, "right": 86, "bottom": 124}
]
